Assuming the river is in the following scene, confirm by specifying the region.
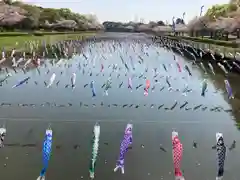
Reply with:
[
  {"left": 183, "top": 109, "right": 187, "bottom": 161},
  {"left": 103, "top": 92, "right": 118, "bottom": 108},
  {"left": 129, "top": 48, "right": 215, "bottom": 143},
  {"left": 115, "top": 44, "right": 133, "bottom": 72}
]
[{"left": 0, "top": 32, "right": 239, "bottom": 180}]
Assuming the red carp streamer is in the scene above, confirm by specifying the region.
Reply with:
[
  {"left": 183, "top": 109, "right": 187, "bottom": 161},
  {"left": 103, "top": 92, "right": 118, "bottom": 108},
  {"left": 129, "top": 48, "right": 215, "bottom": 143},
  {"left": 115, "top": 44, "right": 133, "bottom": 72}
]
[
  {"left": 172, "top": 131, "right": 185, "bottom": 180},
  {"left": 144, "top": 79, "right": 150, "bottom": 96}
]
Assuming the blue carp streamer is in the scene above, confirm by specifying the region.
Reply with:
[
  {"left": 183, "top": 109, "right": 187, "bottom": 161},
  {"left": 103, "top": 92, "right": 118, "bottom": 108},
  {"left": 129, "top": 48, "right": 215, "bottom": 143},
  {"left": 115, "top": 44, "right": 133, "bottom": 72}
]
[
  {"left": 89, "top": 123, "right": 100, "bottom": 179},
  {"left": 12, "top": 77, "right": 30, "bottom": 88},
  {"left": 114, "top": 123, "right": 133, "bottom": 174},
  {"left": 37, "top": 128, "right": 53, "bottom": 180},
  {"left": 216, "top": 133, "right": 226, "bottom": 180}
]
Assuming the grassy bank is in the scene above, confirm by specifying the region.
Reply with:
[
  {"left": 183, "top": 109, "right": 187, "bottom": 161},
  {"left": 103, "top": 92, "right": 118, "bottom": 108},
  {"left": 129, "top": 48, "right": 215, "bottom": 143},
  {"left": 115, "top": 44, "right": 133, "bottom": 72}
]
[
  {"left": 0, "top": 31, "right": 97, "bottom": 52},
  {"left": 167, "top": 35, "right": 240, "bottom": 55},
  {"left": 167, "top": 35, "right": 239, "bottom": 48}
]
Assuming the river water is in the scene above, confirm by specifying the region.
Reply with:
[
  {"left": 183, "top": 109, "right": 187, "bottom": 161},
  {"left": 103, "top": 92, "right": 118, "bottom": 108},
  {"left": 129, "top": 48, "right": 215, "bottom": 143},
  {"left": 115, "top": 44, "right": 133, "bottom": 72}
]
[{"left": 0, "top": 33, "right": 239, "bottom": 180}]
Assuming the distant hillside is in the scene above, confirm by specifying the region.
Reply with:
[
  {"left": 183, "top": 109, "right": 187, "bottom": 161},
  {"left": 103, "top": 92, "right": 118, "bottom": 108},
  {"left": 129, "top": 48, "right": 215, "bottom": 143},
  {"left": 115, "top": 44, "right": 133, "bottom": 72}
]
[{"left": 0, "top": 0, "right": 103, "bottom": 31}]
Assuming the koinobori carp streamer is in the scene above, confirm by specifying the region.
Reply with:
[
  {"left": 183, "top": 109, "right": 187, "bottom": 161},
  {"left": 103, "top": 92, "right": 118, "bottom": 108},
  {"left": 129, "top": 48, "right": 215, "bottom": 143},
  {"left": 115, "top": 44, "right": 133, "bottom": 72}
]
[
  {"left": 224, "top": 79, "right": 234, "bottom": 99},
  {"left": 208, "top": 62, "right": 215, "bottom": 75},
  {"left": 176, "top": 61, "right": 182, "bottom": 72},
  {"left": 100, "top": 63, "right": 104, "bottom": 72},
  {"left": 144, "top": 79, "right": 150, "bottom": 96},
  {"left": 0, "top": 73, "right": 12, "bottom": 84},
  {"left": 12, "top": 77, "right": 30, "bottom": 88},
  {"left": 71, "top": 72, "right": 76, "bottom": 88},
  {"left": 46, "top": 73, "right": 56, "bottom": 88},
  {"left": 104, "top": 78, "right": 112, "bottom": 96},
  {"left": 172, "top": 131, "right": 185, "bottom": 180},
  {"left": 128, "top": 77, "right": 133, "bottom": 90},
  {"left": 201, "top": 79, "right": 207, "bottom": 97},
  {"left": 89, "top": 123, "right": 100, "bottom": 179},
  {"left": 0, "top": 126, "right": 6, "bottom": 148},
  {"left": 37, "top": 127, "right": 53, "bottom": 180},
  {"left": 90, "top": 80, "right": 96, "bottom": 97},
  {"left": 114, "top": 123, "right": 133, "bottom": 174},
  {"left": 216, "top": 133, "right": 226, "bottom": 180}
]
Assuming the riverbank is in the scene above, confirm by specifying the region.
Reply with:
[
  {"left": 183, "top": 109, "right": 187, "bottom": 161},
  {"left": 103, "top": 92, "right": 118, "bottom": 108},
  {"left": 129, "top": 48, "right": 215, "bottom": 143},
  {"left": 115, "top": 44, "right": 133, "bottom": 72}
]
[
  {"left": 0, "top": 31, "right": 97, "bottom": 53},
  {"left": 166, "top": 35, "right": 240, "bottom": 57}
]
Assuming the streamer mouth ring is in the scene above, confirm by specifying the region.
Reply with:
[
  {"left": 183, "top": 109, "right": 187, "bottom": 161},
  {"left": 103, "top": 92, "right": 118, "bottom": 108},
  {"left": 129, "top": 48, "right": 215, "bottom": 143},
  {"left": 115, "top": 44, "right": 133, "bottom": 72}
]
[
  {"left": 216, "top": 132, "right": 223, "bottom": 142},
  {"left": 125, "top": 124, "right": 133, "bottom": 134}
]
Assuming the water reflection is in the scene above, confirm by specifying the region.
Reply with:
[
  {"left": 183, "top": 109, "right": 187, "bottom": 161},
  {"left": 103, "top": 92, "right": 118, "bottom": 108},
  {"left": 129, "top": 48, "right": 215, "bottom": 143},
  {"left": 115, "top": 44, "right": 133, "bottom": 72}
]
[{"left": 0, "top": 33, "right": 239, "bottom": 180}]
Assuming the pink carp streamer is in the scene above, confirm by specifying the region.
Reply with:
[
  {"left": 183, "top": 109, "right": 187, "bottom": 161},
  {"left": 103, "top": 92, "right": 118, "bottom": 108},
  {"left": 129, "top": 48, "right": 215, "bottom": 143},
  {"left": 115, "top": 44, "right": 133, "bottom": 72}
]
[
  {"left": 144, "top": 79, "right": 150, "bottom": 96},
  {"left": 172, "top": 131, "right": 185, "bottom": 180}
]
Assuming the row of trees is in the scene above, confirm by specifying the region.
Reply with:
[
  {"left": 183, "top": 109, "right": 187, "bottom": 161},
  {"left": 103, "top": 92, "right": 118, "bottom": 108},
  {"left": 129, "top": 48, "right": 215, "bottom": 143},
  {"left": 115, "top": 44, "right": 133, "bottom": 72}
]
[
  {"left": 0, "top": 1, "right": 103, "bottom": 31},
  {"left": 102, "top": 18, "right": 185, "bottom": 33},
  {"left": 205, "top": 3, "right": 238, "bottom": 19}
]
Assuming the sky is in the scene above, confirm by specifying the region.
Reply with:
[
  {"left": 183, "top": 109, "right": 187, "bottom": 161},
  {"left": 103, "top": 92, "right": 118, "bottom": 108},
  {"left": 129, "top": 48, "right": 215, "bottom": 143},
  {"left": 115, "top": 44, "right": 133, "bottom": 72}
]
[{"left": 23, "top": 0, "right": 229, "bottom": 23}]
